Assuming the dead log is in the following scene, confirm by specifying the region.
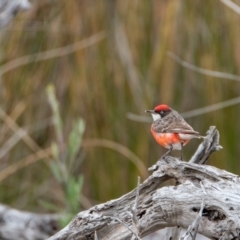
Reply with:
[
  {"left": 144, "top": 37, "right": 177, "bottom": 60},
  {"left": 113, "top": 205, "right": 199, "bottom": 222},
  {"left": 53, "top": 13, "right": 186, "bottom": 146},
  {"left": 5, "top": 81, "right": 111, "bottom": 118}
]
[
  {"left": 48, "top": 126, "right": 240, "bottom": 240},
  {"left": 0, "top": 204, "right": 59, "bottom": 239},
  {"left": 49, "top": 157, "right": 240, "bottom": 240}
]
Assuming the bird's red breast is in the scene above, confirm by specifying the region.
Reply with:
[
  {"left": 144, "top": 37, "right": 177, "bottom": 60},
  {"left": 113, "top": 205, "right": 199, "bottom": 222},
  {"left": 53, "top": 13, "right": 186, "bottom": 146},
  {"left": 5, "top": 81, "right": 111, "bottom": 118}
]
[{"left": 150, "top": 127, "right": 189, "bottom": 150}]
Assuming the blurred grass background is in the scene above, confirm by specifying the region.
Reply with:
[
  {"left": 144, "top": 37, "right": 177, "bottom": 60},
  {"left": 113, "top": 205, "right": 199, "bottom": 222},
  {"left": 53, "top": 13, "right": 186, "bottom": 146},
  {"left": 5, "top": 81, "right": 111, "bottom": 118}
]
[{"left": 0, "top": 0, "right": 240, "bottom": 215}]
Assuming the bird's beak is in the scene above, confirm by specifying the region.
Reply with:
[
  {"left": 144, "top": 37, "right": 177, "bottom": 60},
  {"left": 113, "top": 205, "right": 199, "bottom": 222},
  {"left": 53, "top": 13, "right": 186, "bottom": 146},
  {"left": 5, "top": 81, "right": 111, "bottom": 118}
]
[{"left": 145, "top": 110, "right": 155, "bottom": 114}]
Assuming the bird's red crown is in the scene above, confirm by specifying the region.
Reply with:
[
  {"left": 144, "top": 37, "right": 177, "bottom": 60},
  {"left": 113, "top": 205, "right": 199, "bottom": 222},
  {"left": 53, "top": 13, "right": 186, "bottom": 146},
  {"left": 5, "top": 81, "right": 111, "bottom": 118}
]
[{"left": 154, "top": 104, "right": 170, "bottom": 112}]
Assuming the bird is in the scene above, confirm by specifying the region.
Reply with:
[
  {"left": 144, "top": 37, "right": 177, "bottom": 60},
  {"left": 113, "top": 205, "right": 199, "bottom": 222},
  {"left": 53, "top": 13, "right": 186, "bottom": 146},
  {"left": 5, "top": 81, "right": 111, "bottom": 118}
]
[{"left": 145, "top": 104, "right": 203, "bottom": 160}]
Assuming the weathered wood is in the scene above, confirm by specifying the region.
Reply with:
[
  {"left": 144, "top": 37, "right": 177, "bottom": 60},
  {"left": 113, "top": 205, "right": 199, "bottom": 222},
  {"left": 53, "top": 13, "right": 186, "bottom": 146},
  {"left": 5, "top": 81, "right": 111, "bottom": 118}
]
[
  {"left": 0, "top": 204, "right": 59, "bottom": 240},
  {"left": 48, "top": 156, "right": 240, "bottom": 240},
  {"left": 190, "top": 126, "right": 222, "bottom": 164},
  {"left": 47, "top": 126, "right": 240, "bottom": 240},
  {"left": 0, "top": 0, "right": 31, "bottom": 28}
]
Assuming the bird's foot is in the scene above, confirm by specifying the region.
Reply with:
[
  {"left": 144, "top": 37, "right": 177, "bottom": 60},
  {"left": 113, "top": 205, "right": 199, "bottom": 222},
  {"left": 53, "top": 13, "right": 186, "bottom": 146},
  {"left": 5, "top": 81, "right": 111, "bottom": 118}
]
[
  {"left": 161, "top": 154, "right": 169, "bottom": 160},
  {"left": 161, "top": 147, "right": 173, "bottom": 160}
]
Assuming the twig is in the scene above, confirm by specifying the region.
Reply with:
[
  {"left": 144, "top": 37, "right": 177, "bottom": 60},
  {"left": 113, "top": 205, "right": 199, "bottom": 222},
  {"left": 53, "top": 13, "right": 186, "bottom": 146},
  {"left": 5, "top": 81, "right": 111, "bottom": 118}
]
[
  {"left": 190, "top": 126, "right": 222, "bottom": 164},
  {"left": 165, "top": 146, "right": 209, "bottom": 240},
  {"left": 110, "top": 216, "right": 141, "bottom": 240},
  {"left": 220, "top": 0, "right": 240, "bottom": 15},
  {"left": 82, "top": 139, "right": 148, "bottom": 178},
  {"left": 128, "top": 177, "right": 141, "bottom": 239},
  {"left": 131, "top": 176, "right": 141, "bottom": 225},
  {"left": 94, "top": 231, "right": 98, "bottom": 240},
  {"left": 179, "top": 199, "right": 204, "bottom": 240},
  {"left": 200, "top": 182, "right": 207, "bottom": 195},
  {"left": 179, "top": 182, "right": 206, "bottom": 240},
  {"left": 168, "top": 52, "right": 240, "bottom": 82},
  {"left": 0, "top": 31, "right": 105, "bottom": 77}
]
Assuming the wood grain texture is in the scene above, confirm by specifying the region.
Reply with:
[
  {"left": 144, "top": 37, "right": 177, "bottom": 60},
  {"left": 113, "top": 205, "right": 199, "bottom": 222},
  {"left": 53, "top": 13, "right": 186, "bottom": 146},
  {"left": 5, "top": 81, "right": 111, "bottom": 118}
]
[
  {"left": 48, "top": 126, "right": 239, "bottom": 240},
  {"left": 0, "top": 204, "right": 59, "bottom": 239}
]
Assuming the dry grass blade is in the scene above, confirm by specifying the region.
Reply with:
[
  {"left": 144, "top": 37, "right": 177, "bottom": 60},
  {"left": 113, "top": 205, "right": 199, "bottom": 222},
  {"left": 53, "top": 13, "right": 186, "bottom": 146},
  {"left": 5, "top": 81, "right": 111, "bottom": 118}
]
[
  {"left": 114, "top": 16, "right": 145, "bottom": 109},
  {"left": 0, "top": 147, "right": 52, "bottom": 182},
  {"left": 181, "top": 96, "right": 240, "bottom": 118},
  {"left": 83, "top": 139, "right": 148, "bottom": 179},
  {"left": 7, "top": 101, "right": 26, "bottom": 122},
  {"left": 0, "top": 129, "right": 26, "bottom": 160},
  {"left": 0, "top": 101, "right": 26, "bottom": 144},
  {"left": 0, "top": 107, "right": 40, "bottom": 152},
  {"left": 0, "top": 107, "right": 51, "bottom": 159},
  {"left": 220, "top": 0, "right": 240, "bottom": 15},
  {"left": 126, "top": 113, "right": 151, "bottom": 123},
  {"left": 127, "top": 96, "right": 240, "bottom": 122},
  {"left": 168, "top": 52, "right": 240, "bottom": 82},
  {"left": 0, "top": 31, "right": 105, "bottom": 77}
]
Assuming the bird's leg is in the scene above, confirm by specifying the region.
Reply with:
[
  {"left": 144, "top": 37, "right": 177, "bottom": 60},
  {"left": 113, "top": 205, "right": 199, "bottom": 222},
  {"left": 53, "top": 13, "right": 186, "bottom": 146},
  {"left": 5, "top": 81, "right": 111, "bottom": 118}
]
[
  {"left": 161, "top": 145, "right": 173, "bottom": 159},
  {"left": 180, "top": 142, "right": 184, "bottom": 161}
]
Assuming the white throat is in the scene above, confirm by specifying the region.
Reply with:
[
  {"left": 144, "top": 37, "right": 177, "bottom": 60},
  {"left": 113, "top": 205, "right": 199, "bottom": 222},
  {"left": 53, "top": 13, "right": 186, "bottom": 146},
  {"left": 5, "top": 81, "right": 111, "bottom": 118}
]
[{"left": 151, "top": 113, "right": 161, "bottom": 121}]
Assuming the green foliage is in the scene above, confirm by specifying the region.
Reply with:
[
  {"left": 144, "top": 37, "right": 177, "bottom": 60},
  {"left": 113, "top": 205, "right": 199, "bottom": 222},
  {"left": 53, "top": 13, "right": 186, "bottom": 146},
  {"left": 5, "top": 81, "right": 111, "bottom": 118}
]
[
  {"left": 66, "top": 175, "right": 84, "bottom": 213},
  {"left": 47, "top": 84, "right": 85, "bottom": 227},
  {"left": 46, "top": 85, "right": 64, "bottom": 146},
  {"left": 68, "top": 119, "right": 85, "bottom": 169}
]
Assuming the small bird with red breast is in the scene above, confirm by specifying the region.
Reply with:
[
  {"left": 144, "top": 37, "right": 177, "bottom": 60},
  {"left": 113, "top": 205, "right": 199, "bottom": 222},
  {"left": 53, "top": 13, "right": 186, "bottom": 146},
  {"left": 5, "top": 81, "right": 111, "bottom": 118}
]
[{"left": 146, "top": 104, "right": 203, "bottom": 160}]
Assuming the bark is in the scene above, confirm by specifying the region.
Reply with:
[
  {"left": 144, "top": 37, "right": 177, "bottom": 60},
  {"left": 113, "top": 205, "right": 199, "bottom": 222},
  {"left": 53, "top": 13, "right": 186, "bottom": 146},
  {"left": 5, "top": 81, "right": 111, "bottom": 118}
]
[{"left": 48, "top": 126, "right": 240, "bottom": 240}]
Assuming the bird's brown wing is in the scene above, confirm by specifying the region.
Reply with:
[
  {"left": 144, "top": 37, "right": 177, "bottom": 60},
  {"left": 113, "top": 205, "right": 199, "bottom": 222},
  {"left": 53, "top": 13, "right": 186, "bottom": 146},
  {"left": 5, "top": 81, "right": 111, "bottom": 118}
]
[
  {"left": 152, "top": 120, "right": 196, "bottom": 134},
  {"left": 152, "top": 111, "right": 202, "bottom": 136},
  {"left": 164, "top": 123, "right": 201, "bottom": 136},
  {"left": 166, "top": 128, "right": 200, "bottom": 135}
]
